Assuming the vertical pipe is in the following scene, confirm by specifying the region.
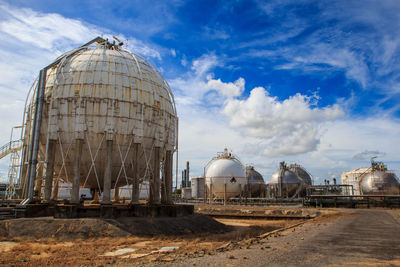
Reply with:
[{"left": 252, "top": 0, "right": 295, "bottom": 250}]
[
  {"left": 24, "top": 88, "right": 39, "bottom": 199},
  {"left": 102, "top": 139, "right": 113, "bottom": 204},
  {"left": 182, "top": 170, "right": 186, "bottom": 188},
  {"left": 44, "top": 139, "right": 56, "bottom": 202},
  {"left": 186, "top": 161, "right": 190, "bottom": 187},
  {"left": 71, "top": 139, "right": 83, "bottom": 204},
  {"left": 131, "top": 143, "right": 140, "bottom": 204},
  {"left": 27, "top": 68, "right": 47, "bottom": 200},
  {"left": 153, "top": 147, "right": 161, "bottom": 204},
  {"left": 175, "top": 118, "right": 179, "bottom": 192}
]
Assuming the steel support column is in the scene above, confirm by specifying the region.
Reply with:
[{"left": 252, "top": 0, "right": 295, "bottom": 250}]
[
  {"left": 152, "top": 147, "right": 160, "bottom": 204},
  {"left": 71, "top": 139, "right": 83, "bottom": 204},
  {"left": 131, "top": 143, "right": 140, "bottom": 204},
  {"left": 43, "top": 139, "right": 56, "bottom": 202},
  {"left": 35, "top": 163, "right": 44, "bottom": 199},
  {"left": 102, "top": 140, "right": 113, "bottom": 204},
  {"left": 165, "top": 150, "right": 173, "bottom": 204},
  {"left": 161, "top": 169, "right": 167, "bottom": 204}
]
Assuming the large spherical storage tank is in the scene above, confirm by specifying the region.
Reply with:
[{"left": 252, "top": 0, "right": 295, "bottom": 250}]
[
  {"left": 360, "top": 171, "right": 400, "bottom": 195},
  {"left": 205, "top": 149, "right": 246, "bottom": 199},
  {"left": 20, "top": 38, "right": 177, "bottom": 200},
  {"left": 245, "top": 166, "right": 265, "bottom": 197},
  {"left": 288, "top": 164, "right": 312, "bottom": 185}
]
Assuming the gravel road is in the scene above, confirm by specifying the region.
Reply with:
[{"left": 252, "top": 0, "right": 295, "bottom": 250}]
[{"left": 147, "top": 209, "right": 400, "bottom": 267}]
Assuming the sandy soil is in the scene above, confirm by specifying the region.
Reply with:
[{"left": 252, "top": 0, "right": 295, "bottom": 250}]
[{"left": 0, "top": 206, "right": 340, "bottom": 266}]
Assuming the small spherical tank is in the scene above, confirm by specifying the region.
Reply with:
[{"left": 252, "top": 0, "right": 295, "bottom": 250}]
[
  {"left": 270, "top": 169, "right": 300, "bottom": 184},
  {"left": 268, "top": 162, "right": 303, "bottom": 197},
  {"left": 360, "top": 171, "right": 400, "bottom": 195},
  {"left": 245, "top": 166, "right": 265, "bottom": 197},
  {"left": 206, "top": 153, "right": 246, "bottom": 199}
]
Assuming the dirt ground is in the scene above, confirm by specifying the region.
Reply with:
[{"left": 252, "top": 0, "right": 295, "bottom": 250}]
[
  {"left": 0, "top": 206, "right": 340, "bottom": 266},
  {"left": 147, "top": 209, "right": 399, "bottom": 267}
]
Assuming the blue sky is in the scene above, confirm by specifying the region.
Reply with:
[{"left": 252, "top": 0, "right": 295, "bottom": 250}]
[{"left": 0, "top": 0, "right": 399, "bottom": 184}]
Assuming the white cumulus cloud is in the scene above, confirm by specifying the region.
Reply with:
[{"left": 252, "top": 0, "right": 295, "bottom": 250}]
[
  {"left": 207, "top": 77, "right": 245, "bottom": 98},
  {"left": 222, "top": 86, "right": 344, "bottom": 156}
]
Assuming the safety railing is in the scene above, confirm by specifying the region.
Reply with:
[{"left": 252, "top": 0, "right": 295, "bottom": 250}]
[{"left": 0, "top": 140, "right": 22, "bottom": 160}]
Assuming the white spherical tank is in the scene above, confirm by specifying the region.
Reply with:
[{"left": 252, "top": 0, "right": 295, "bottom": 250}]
[
  {"left": 205, "top": 149, "right": 246, "bottom": 199},
  {"left": 21, "top": 39, "right": 177, "bottom": 194}
]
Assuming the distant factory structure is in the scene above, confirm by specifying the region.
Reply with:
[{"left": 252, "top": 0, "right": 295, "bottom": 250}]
[{"left": 184, "top": 149, "right": 318, "bottom": 202}]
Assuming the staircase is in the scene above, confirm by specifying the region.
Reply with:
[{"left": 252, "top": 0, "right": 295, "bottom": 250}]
[{"left": 0, "top": 140, "right": 22, "bottom": 160}]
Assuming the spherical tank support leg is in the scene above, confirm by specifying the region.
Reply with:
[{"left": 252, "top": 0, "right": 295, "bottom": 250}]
[
  {"left": 151, "top": 147, "right": 161, "bottom": 204},
  {"left": 71, "top": 139, "right": 83, "bottom": 204},
  {"left": 102, "top": 139, "right": 113, "bottom": 204},
  {"left": 43, "top": 140, "right": 56, "bottom": 202},
  {"left": 131, "top": 143, "right": 140, "bottom": 204},
  {"left": 165, "top": 150, "right": 173, "bottom": 204},
  {"left": 35, "top": 164, "right": 44, "bottom": 199}
]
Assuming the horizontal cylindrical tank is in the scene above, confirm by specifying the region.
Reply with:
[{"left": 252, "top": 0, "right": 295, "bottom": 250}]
[
  {"left": 191, "top": 177, "right": 204, "bottom": 199},
  {"left": 57, "top": 182, "right": 92, "bottom": 199},
  {"left": 54, "top": 181, "right": 151, "bottom": 200},
  {"left": 245, "top": 166, "right": 265, "bottom": 197},
  {"left": 118, "top": 181, "right": 150, "bottom": 200},
  {"left": 205, "top": 149, "right": 246, "bottom": 199},
  {"left": 21, "top": 40, "right": 177, "bottom": 194}
]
